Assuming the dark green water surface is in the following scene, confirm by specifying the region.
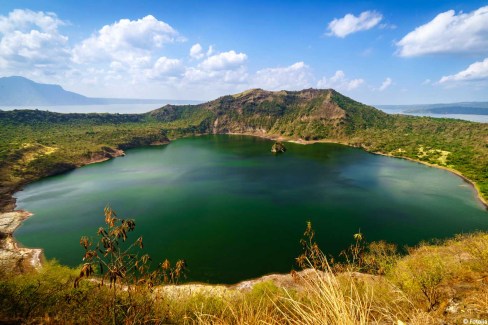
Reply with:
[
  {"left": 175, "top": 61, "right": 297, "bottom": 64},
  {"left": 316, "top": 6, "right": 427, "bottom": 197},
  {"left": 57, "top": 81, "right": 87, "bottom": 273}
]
[{"left": 14, "top": 135, "right": 488, "bottom": 283}]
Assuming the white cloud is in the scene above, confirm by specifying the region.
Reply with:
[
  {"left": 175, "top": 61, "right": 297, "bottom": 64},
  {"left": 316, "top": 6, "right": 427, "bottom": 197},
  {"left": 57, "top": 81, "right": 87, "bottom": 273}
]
[
  {"left": 67, "top": 15, "right": 188, "bottom": 93},
  {"left": 145, "top": 56, "right": 183, "bottom": 79},
  {"left": 397, "top": 6, "right": 488, "bottom": 57},
  {"left": 184, "top": 66, "right": 248, "bottom": 83},
  {"left": 72, "top": 15, "right": 181, "bottom": 66},
  {"left": 0, "top": 9, "right": 70, "bottom": 76},
  {"left": 0, "top": 9, "right": 383, "bottom": 101},
  {"left": 0, "top": 8, "right": 64, "bottom": 32},
  {"left": 317, "top": 70, "right": 364, "bottom": 90},
  {"left": 439, "top": 58, "right": 488, "bottom": 83},
  {"left": 200, "top": 50, "right": 247, "bottom": 71},
  {"left": 252, "top": 62, "right": 313, "bottom": 90},
  {"left": 327, "top": 11, "right": 383, "bottom": 38},
  {"left": 189, "top": 43, "right": 203, "bottom": 59},
  {"left": 379, "top": 77, "right": 392, "bottom": 91},
  {"left": 0, "top": 9, "right": 253, "bottom": 99},
  {"left": 182, "top": 50, "right": 248, "bottom": 85}
]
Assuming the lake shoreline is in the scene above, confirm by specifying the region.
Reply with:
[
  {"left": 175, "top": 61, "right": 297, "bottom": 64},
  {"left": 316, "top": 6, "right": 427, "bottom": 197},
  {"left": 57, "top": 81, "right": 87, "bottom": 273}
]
[{"left": 1, "top": 131, "right": 487, "bottom": 279}]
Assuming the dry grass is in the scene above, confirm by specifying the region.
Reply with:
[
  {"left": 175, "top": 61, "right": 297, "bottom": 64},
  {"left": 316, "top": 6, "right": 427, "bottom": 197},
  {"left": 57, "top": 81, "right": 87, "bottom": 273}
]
[
  {"left": 192, "top": 296, "right": 281, "bottom": 325},
  {"left": 188, "top": 231, "right": 488, "bottom": 325},
  {"left": 278, "top": 269, "right": 378, "bottom": 324},
  {"left": 190, "top": 257, "right": 415, "bottom": 324},
  {"left": 2, "top": 222, "right": 488, "bottom": 324}
]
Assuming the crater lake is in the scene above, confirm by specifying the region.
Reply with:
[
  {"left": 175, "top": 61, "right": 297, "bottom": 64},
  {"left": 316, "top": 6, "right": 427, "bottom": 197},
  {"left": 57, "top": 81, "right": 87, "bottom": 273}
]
[{"left": 14, "top": 135, "right": 488, "bottom": 283}]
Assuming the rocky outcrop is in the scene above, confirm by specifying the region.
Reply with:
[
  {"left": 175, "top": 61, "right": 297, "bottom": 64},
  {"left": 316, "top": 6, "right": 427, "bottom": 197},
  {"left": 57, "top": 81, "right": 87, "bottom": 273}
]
[
  {"left": 0, "top": 211, "right": 31, "bottom": 234},
  {"left": 0, "top": 211, "right": 42, "bottom": 274},
  {"left": 156, "top": 269, "right": 315, "bottom": 299},
  {"left": 155, "top": 269, "right": 382, "bottom": 300},
  {"left": 271, "top": 141, "right": 287, "bottom": 153}
]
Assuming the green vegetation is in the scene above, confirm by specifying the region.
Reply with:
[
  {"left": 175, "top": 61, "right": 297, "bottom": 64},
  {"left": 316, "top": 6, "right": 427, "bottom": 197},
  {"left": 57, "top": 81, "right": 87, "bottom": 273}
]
[
  {"left": 1, "top": 88, "right": 486, "bottom": 212},
  {"left": 1, "top": 89, "right": 486, "bottom": 323},
  {"left": 1, "top": 219, "right": 487, "bottom": 324}
]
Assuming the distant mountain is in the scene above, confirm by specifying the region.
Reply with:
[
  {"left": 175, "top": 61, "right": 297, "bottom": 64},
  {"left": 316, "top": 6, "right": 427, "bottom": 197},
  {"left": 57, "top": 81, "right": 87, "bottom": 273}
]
[
  {"left": 0, "top": 76, "right": 96, "bottom": 106},
  {"left": 377, "top": 102, "right": 488, "bottom": 115},
  {"left": 0, "top": 76, "right": 198, "bottom": 106}
]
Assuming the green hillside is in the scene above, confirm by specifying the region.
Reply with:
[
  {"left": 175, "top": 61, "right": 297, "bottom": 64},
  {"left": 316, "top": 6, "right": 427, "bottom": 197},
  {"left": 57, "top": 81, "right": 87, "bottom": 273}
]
[{"left": 1, "top": 88, "right": 487, "bottom": 211}]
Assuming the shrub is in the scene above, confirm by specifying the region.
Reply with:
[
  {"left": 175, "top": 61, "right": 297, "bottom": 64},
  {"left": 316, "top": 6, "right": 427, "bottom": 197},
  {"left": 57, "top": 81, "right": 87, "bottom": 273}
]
[
  {"left": 363, "top": 241, "right": 400, "bottom": 275},
  {"left": 389, "top": 248, "right": 450, "bottom": 311},
  {"left": 76, "top": 205, "right": 187, "bottom": 323}
]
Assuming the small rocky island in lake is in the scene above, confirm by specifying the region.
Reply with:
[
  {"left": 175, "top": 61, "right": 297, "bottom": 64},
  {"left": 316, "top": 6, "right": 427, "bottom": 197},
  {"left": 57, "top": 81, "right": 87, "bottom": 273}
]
[{"left": 271, "top": 141, "right": 286, "bottom": 153}]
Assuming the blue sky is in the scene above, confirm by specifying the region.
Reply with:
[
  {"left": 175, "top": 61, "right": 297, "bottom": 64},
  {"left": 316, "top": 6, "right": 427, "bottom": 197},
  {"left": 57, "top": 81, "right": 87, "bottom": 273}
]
[{"left": 1, "top": 0, "right": 487, "bottom": 104}]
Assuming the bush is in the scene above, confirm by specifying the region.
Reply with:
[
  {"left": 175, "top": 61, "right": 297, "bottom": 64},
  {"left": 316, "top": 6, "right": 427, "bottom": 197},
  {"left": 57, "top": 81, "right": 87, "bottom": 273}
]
[
  {"left": 363, "top": 241, "right": 400, "bottom": 275},
  {"left": 388, "top": 248, "right": 451, "bottom": 311}
]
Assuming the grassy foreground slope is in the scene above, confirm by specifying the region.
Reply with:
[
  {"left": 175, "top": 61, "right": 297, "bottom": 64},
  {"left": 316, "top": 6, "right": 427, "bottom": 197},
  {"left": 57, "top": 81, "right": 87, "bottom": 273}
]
[
  {"left": 1, "top": 88, "right": 487, "bottom": 211},
  {"left": 1, "top": 226, "right": 487, "bottom": 324}
]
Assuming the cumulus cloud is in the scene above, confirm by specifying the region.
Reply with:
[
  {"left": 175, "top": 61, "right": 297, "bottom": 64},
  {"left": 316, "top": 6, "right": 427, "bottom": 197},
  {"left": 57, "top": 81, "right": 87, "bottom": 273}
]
[
  {"left": 396, "top": 6, "right": 488, "bottom": 57},
  {"left": 189, "top": 43, "right": 204, "bottom": 59},
  {"left": 66, "top": 14, "right": 189, "bottom": 93},
  {"left": 439, "top": 58, "right": 488, "bottom": 84},
  {"left": 327, "top": 11, "right": 383, "bottom": 38},
  {"left": 0, "top": 9, "right": 376, "bottom": 100},
  {"left": 0, "top": 9, "right": 70, "bottom": 76},
  {"left": 379, "top": 77, "right": 392, "bottom": 91},
  {"left": 317, "top": 70, "right": 364, "bottom": 90},
  {"left": 0, "top": 8, "right": 64, "bottom": 32},
  {"left": 200, "top": 50, "right": 247, "bottom": 71},
  {"left": 145, "top": 56, "right": 183, "bottom": 79},
  {"left": 252, "top": 62, "right": 313, "bottom": 90},
  {"left": 182, "top": 50, "right": 248, "bottom": 85},
  {"left": 184, "top": 66, "right": 248, "bottom": 84},
  {"left": 72, "top": 15, "right": 181, "bottom": 66}
]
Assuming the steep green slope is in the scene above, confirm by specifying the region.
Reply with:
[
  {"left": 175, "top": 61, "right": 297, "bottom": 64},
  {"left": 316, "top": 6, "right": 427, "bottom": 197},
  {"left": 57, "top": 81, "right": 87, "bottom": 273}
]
[{"left": 1, "top": 88, "right": 487, "bottom": 211}]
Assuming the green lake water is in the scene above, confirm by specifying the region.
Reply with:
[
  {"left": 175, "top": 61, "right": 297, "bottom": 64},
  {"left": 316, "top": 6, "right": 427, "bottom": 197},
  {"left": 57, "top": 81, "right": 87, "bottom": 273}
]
[{"left": 14, "top": 135, "right": 488, "bottom": 283}]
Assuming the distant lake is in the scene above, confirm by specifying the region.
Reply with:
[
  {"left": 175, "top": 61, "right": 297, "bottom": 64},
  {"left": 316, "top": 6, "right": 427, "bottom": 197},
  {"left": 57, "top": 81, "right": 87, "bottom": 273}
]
[
  {"left": 14, "top": 135, "right": 488, "bottom": 283},
  {"left": 379, "top": 108, "right": 488, "bottom": 123},
  {"left": 0, "top": 104, "right": 166, "bottom": 114}
]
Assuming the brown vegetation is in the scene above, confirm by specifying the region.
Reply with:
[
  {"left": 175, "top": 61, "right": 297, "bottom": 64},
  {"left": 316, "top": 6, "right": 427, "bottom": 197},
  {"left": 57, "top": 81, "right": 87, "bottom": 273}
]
[{"left": 1, "top": 217, "right": 487, "bottom": 324}]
